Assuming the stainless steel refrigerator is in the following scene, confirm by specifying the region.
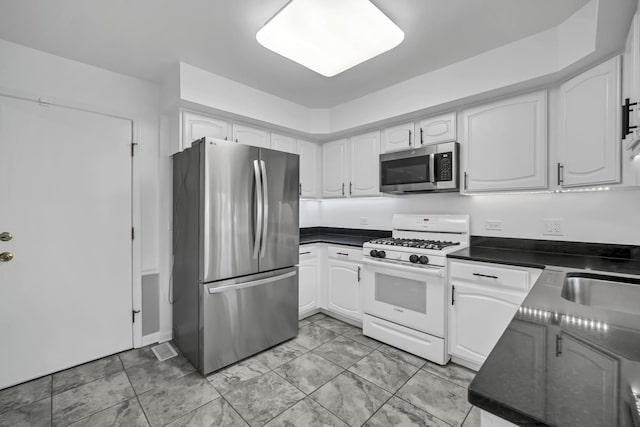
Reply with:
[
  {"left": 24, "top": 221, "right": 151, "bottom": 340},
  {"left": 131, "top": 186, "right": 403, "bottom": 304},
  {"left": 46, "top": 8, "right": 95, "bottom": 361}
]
[{"left": 172, "top": 137, "right": 299, "bottom": 375}]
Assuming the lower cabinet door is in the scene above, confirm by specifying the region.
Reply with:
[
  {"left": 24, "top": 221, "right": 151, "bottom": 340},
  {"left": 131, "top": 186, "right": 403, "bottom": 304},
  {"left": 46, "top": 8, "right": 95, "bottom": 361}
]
[
  {"left": 298, "top": 259, "right": 318, "bottom": 313},
  {"left": 547, "top": 331, "right": 618, "bottom": 427},
  {"left": 327, "top": 259, "right": 361, "bottom": 320},
  {"left": 448, "top": 282, "right": 526, "bottom": 366}
]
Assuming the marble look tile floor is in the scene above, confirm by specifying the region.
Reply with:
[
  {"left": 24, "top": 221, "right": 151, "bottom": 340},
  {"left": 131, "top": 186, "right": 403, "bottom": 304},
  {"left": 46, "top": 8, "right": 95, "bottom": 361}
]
[{"left": 0, "top": 314, "right": 480, "bottom": 427}]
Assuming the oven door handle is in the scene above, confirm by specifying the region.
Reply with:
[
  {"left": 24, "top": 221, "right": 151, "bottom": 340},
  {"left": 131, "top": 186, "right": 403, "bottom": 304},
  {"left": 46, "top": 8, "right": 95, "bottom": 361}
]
[{"left": 362, "top": 257, "right": 444, "bottom": 277}]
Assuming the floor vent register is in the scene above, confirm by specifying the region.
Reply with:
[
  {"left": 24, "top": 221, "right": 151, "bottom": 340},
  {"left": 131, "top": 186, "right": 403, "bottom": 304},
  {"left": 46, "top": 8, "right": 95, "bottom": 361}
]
[{"left": 151, "top": 342, "right": 178, "bottom": 362}]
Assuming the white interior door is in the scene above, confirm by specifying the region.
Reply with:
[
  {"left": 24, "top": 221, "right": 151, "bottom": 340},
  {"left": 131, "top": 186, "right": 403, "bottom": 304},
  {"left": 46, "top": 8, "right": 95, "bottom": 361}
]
[{"left": 0, "top": 96, "right": 133, "bottom": 388}]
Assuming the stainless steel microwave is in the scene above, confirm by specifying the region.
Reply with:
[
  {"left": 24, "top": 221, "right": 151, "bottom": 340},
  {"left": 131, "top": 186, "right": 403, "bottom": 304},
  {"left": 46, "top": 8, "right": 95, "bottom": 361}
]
[{"left": 380, "top": 141, "right": 459, "bottom": 194}]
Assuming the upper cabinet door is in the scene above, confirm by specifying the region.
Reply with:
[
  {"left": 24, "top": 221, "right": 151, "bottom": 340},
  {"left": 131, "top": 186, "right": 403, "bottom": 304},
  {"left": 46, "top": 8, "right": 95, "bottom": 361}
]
[
  {"left": 462, "top": 91, "right": 548, "bottom": 192},
  {"left": 271, "top": 133, "right": 297, "bottom": 154},
  {"left": 182, "top": 111, "right": 231, "bottom": 149},
  {"left": 558, "top": 57, "right": 621, "bottom": 188},
  {"left": 416, "top": 112, "right": 456, "bottom": 146},
  {"left": 381, "top": 122, "right": 415, "bottom": 153},
  {"left": 232, "top": 124, "right": 270, "bottom": 148},
  {"left": 349, "top": 131, "right": 380, "bottom": 197},
  {"left": 297, "top": 140, "right": 320, "bottom": 199},
  {"left": 322, "top": 139, "right": 348, "bottom": 198}
]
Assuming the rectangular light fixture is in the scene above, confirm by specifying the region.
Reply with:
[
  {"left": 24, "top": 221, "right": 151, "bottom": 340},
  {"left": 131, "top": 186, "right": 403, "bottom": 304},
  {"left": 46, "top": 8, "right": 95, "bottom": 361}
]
[{"left": 256, "top": 0, "right": 405, "bottom": 77}]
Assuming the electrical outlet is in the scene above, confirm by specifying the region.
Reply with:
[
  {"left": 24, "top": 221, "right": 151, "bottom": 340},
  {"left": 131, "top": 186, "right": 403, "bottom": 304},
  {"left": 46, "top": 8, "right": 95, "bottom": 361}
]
[
  {"left": 543, "top": 220, "right": 563, "bottom": 235},
  {"left": 359, "top": 217, "right": 369, "bottom": 225},
  {"left": 485, "top": 220, "right": 503, "bottom": 231}
]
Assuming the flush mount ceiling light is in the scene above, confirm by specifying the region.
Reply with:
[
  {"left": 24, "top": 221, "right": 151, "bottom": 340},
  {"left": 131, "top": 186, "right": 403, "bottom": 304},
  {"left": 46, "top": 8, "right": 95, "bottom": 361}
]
[{"left": 256, "top": 0, "right": 405, "bottom": 77}]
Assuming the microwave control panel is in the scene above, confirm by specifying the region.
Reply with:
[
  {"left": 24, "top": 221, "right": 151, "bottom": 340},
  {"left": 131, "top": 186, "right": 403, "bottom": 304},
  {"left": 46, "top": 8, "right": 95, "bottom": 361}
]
[{"left": 435, "top": 152, "right": 453, "bottom": 182}]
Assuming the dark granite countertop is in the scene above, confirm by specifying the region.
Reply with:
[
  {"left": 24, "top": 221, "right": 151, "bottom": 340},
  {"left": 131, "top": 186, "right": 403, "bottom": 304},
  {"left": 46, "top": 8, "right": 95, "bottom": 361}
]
[
  {"left": 299, "top": 227, "right": 391, "bottom": 248},
  {"left": 461, "top": 237, "right": 640, "bottom": 426},
  {"left": 449, "top": 236, "right": 640, "bottom": 276}
]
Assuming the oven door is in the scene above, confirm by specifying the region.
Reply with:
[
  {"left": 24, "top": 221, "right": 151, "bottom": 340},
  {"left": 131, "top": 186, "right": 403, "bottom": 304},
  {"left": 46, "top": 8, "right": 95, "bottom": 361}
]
[
  {"left": 362, "top": 258, "right": 446, "bottom": 337},
  {"left": 380, "top": 146, "right": 437, "bottom": 193}
]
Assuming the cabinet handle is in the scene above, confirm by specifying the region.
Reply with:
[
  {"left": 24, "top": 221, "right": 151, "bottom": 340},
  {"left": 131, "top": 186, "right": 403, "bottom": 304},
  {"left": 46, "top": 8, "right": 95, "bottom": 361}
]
[
  {"left": 336, "top": 252, "right": 349, "bottom": 256},
  {"left": 622, "top": 98, "right": 638, "bottom": 137},
  {"left": 357, "top": 266, "right": 361, "bottom": 282},
  {"left": 342, "top": 183, "right": 345, "bottom": 196},
  {"left": 557, "top": 163, "right": 564, "bottom": 186},
  {"left": 463, "top": 172, "right": 468, "bottom": 190},
  {"left": 299, "top": 183, "right": 302, "bottom": 196},
  {"left": 472, "top": 273, "right": 498, "bottom": 279},
  {"left": 555, "top": 334, "right": 563, "bottom": 357},
  {"left": 235, "top": 138, "right": 239, "bottom": 143},
  {"left": 451, "top": 285, "right": 455, "bottom": 305},
  {"left": 420, "top": 128, "right": 424, "bottom": 145},
  {"left": 408, "top": 129, "right": 412, "bottom": 146},
  {"left": 299, "top": 251, "right": 311, "bottom": 255},
  {"left": 349, "top": 181, "right": 352, "bottom": 196}
]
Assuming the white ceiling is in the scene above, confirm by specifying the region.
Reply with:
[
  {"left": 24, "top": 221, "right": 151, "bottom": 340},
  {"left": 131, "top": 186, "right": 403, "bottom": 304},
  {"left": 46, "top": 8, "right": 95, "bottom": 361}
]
[{"left": 0, "top": 0, "right": 589, "bottom": 108}]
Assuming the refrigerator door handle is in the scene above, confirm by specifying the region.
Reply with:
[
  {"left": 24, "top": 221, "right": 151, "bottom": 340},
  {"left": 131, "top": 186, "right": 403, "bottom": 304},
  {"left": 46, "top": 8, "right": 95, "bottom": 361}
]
[
  {"left": 207, "top": 270, "right": 296, "bottom": 294},
  {"left": 260, "top": 159, "right": 269, "bottom": 258},
  {"left": 253, "top": 160, "right": 263, "bottom": 259}
]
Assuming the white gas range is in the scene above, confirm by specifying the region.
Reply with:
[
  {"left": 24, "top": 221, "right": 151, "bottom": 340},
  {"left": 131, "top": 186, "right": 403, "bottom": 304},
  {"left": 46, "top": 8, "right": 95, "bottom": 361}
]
[{"left": 361, "top": 214, "right": 470, "bottom": 365}]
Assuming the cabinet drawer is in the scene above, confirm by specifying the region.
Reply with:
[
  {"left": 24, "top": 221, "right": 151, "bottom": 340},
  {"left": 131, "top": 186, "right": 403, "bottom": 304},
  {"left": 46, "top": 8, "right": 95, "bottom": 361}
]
[
  {"left": 327, "top": 245, "right": 363, "bottom": 262},
  {"left": 449, "top": 260, "right": 530, "bottom": 291}
]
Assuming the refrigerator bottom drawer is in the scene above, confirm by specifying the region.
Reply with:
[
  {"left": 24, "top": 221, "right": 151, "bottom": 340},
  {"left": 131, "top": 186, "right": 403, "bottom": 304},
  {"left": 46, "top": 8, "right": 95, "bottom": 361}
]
[{"left": 200, "top": 267, "right": 298, "bottom": 375}]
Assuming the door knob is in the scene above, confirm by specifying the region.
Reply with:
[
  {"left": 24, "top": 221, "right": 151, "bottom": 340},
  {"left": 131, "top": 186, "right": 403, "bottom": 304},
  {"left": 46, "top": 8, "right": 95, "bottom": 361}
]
[
  {"left": 0, "top": 252, "right": 13, "bottom": 262},
  {"left": 0, "top": 232, "right": 12, "bottom": 242}
]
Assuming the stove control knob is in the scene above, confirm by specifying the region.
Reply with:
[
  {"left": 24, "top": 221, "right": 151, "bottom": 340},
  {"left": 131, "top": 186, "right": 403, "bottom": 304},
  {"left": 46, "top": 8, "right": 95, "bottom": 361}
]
[
  {"left": 369, "top": 250, "right": 378, "bottom": 257},
  {"left": 419, "top": 255, "right": 429, "bottom": 264},
  {"left": 409, "top": 255, "right": 419, "bottom": 263},
  {"left": 378, "top": 250, "right": 386, "bottom": 259}
]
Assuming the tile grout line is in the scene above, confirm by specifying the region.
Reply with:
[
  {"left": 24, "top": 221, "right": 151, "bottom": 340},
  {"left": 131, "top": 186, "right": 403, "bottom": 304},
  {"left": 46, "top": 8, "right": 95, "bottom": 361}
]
[
  {"left": 50, "top": 374, "right": 53, "bottom": 425},
  {"left": 120, "top": 354, "right": 154, "bottom": 427}
]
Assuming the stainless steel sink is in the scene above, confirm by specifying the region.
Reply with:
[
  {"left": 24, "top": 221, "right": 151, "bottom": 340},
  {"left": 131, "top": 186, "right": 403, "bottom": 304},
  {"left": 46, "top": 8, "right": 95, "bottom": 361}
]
[{"left": 561, "top": 273, "right": 640, "bottom": 315}]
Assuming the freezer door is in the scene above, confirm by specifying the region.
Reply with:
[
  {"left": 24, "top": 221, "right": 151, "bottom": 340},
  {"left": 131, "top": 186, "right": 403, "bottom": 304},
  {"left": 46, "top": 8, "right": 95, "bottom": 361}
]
[
  {"left": 200, "top": 267, "right": 298, "bottom": 374},
  {"left": 201, "top": 141, "right": 261, "bottom": 282},
  {"left": 258, "top": 148, "right": 299, "bottom": 272}
]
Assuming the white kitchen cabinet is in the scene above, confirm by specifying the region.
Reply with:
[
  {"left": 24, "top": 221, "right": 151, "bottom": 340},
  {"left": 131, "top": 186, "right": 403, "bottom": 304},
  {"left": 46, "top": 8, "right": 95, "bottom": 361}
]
[
  {"left": 232, "top": 124, "right": 270, "bottom": 148},
  {"left": 298, "top": 246, "right": 319, "bottom": 315},
  {"left": 322, "top": 133, "right": 380, "bottom": 198},
  {"left": 297, "top": 140, "right": 321, "bottom": 198},
  {"left": 547, "top": 332, "right": 618, "bottom": 427},
  {"left": 462, "top": 91, "right": 547, "bottom": 192},
  {"left": 349, "top": 131, "right": 380, "bottom": 196},
  {"left": 416, "top": 112, "right": 456, "bottom": 146},
  {"left": 271, "top": 133, "right": 296, "bottom": 154},
  {"left": 327, "top": 258, "right": 362, "bottom": 320},
  {"left": 557, "top": 57, "right": 621, "bottom": 187},
  {"left": 181, "top": 111, "right": 231, "bottom": 149},
  {"left": 322, "top": 139, "right": 348, "bottom": 198},
  {"left": 448, "top": 260, "right": 541, "bottom": 368},
  {"left": 381, "top": 122, "right": 415, "bottom": 153}
]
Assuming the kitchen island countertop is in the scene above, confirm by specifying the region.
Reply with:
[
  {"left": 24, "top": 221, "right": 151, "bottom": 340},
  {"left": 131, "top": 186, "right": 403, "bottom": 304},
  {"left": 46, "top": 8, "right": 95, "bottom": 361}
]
[{"left": 453, "top": 237, "right": 640, "bottom": 427}]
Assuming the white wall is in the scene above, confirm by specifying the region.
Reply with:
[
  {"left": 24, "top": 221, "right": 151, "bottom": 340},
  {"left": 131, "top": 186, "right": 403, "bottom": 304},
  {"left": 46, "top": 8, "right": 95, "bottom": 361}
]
[
  {"left": 0, "top": 39, "right": 161, "bottom": 272},
  {"left": 307, "top": 189, "right": 640, "bottom": 245}
]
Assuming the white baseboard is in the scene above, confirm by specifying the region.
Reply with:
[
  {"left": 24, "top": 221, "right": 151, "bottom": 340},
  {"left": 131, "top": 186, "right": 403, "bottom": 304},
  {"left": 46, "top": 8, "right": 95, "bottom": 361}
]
[
  {"left": 451, "top": 355, "right": 481, "bottom": 372},
  {"left": 158, "top": 330, "right": 173, "bottom": 343},
  {"left": 141, "top": 332, "right": 159, "bottom": 347}
]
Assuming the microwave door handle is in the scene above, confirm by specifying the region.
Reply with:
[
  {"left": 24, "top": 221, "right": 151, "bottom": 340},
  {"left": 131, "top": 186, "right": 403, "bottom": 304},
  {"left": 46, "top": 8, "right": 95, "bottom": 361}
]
[{"left": 429, "top": 153, "right": 436, "bottom": 185}]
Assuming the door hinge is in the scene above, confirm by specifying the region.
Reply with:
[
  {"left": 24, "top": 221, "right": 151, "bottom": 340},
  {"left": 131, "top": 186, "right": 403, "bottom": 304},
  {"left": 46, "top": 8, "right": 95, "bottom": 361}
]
[
  {"left": 555, "top": 334, "right": 563, "bottom": 357},
  {"left": 131, "top": 142, "right": 138, "bottom": 157},
  {"left": 451, "top": 285, "right": 456, "bottom": 305},
  {"left": 131, "top": 227, "right": 135, "bottom": 240},
  {"left": 132, "top": 310, "right": 140, "bottom": 323}
]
